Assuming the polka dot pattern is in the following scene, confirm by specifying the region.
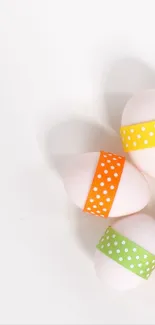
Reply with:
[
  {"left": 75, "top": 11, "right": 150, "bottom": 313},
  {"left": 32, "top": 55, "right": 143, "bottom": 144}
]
[
  {"left": 83, "top": 151, "right": 125, "bottom": 218},
  {"left": 96, "top": 227, "right": 155, "bottom": 280},
  {"left": 120, "top": 120, "right": 155, "bottom": 152}
]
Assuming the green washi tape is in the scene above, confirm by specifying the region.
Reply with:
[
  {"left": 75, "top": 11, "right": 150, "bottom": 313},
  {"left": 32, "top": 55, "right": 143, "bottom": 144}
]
[{"left": 96, "top": 227, "right": 155, "bottom": 280}]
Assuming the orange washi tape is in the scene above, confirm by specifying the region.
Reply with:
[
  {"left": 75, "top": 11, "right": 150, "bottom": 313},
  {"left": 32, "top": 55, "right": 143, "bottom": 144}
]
[{"left": 83, "top": 151, "right": 125, "bottom": 218}]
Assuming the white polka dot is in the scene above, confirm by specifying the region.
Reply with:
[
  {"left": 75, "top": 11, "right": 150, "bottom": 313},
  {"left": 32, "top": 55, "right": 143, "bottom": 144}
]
[
  {"left": 97, "top": 174, "right": 102, "bottom": 178},
  {"left": 106, "top": 236, "right": 109, "bottom": 239},
  {"left": 107, "top": 160, "right": 111, "bottom": 163},
  {"left": 119, "top": 257, "right": 123, "bottom": 262},
  {"left": 127, "top": 256, "right": 131, "bottom": 260},
  {"left": 101, "top": 163, "right": 105, "bottom": 167},
  {"left": 149, "top": 132, "right": 154, "bottom": 136},
  {"left": 101, "top": 245, "right": 104, "bottom": 248},
  {"left": 152, "top": 260, "right": 155, "bottom": 264},
  {"left": 93, "top": 187, "right": 98, "bottom": 191},
  {"left": 90, "top": 199, "right": 94, "bottom": 202},
  {"left": 123, "top": 130, "right": 126, "bottom": 134},
  {"left": 118, "top": 156, "right": 122, "bottom": 159},
  {"left": 124, "top": 248, "right": 128, "bottom": 252},
  {"left": 138, "top": 263, "right": 142, "bottom": 267},
  {"left": 107, "top": 243, "right": 110, "bottom": 247},
  {"left": 96, "top": 195, "right": 100, "bottom": 199},
  {"left": 113, "top": 157, "right": 117, "bottom": 161},
  {"left": 144, "top": 140, "right": 148, "bottom": 144},
  {"left": 141, "top": 126, "right": 145, "bottom": 131},
  {"left": 140, "top": 270, "right": 144, "bottom": 274},
  {"left": 87, "top": 207, "right": 91, "bottom": 211},
  {"left": 107, "top": 177, "right": 111, "bottom": 182},
  {"left": 104, "top": 170, "right": 108, "bottom": 174},
  {"left": 133, "top": 141, "right": 137, "bottom": 146},
  {"left": 128, "top": 136, "right": 131, "bottom": 140},
  {"left": 112, "top": 234, "right": 116, "bottom": 238},
  {"left": 103, "top": 154, "right": 107, "bottom": 158},
  {"left": 136, "top": 256, "right": 140, "bottom": 260},
  {"left": 152, "top": 265, "right": 155, "bottom": 269},
  {"left": 145, "top": 261, "right": 149, "bottom": 265},
  {"left": 114, "top": 241, "right": 118, "bottom": 246},
  {"left": 122, "top": 240, "right": 126, "bottom": 245},
  {"left": 144, "top": 255, "right": 148, "bottom": 259},
  {"left": 101, "top": 215, "right": 105, "bottom": 218},
  {"left": 96, "top": 210, "right": 100, "bottom": 213},
  {"left": 133, "top": 248, "right": 137, "bottom": 252},
  {"left": 130, "top": 264, "right": 134, "bottom": 269},
  {"left": 93, "top": 205, "right": 97, "bottom": 209},
  {"left": 101, "top": 237, "right": 104, "bottom": 242},
  {"left": 100, "top": 182, "right": 104, "bottom": 187},
  {"left": 106, "top": 229, "right": 109, "bottom": 233},
  {"left": 110, "top": 185, "right": 115, "bottom": 190},
  {"left": 108, "top": 153, "right": 112, "bottom": 156},
  {"left": 110, "top": 166, "right": 115, "bottom": 170},
  {"left": 114, "top": 173, "right": 118, "bottom": 177},
  {"left": 106, "top": 198, "right": 110, "bottom": 202},
  {"left": 130, "top": 129, "right": 134, "bottom": 133},
  {"left": 108, "top": 250, "right": 112, "bottom": 255},
  {"left": 99, "top": 202, "right": 103, "bottom": 206},
  {"left": 103, "top": 208, "right": 107, "bottom": 212},
  {"left": 137, "top": 134, "right": 141, "bottom": 139},
  {"left": 147, "top": 268, "right": 150, "bottom": 271},
  {"left": 117, "top": 163, "right": 121, "bottom": 166},
  {"left": 116, "top": 249, "right": 120, "bottom": 253},
  {"left": 103, "top": 190, "right": 107, "bottom": 195},
  {"left": 146, "top": 274, "right": 150, "bottom": 278},
  {"left": 126, "top": 144, "right": 128, "bottom": 148}
]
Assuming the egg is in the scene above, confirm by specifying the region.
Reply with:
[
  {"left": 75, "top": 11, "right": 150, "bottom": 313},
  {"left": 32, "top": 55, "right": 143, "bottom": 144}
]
[
  {"left": 58, "top": 151, "right": 150, "bottom": 218},
  {"left": 94, "top": 213, "right": 155, "bottom": 291},
  {"left": 121, "top": 89, "right": 155, "bottom": 177}
]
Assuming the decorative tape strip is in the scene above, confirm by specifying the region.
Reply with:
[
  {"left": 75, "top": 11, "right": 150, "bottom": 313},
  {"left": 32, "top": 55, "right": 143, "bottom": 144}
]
[
  {"left": 120, "top": 120, "right": 155, "bottom": 152},
  {"left": 83, "top": 151, "right": 125, "bottom": 218},
  {"left": 97, "top": 227, "right": 155, "bottom": 280}
]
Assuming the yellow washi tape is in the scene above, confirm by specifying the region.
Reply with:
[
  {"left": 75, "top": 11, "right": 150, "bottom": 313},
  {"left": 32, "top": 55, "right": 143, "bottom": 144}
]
[{"left": 120, "top": 120, "right": 155, "bottom": 152}]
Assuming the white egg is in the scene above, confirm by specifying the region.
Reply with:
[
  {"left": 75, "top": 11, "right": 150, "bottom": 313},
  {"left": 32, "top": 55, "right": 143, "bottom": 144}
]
[
  {"left": 95, "top": 213, "right": 155, "bottom": 291},
  {"left": 121, "top": 89, "right": 155, "bottom": 177},
  {"left": 58, "top": 152, "right": 150, "bottom": 218}
]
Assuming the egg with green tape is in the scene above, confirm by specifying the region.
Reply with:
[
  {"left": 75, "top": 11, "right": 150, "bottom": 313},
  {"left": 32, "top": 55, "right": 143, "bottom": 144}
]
[
  {"left": 121, "top": 89, "right": 155, "bottom": 177},
  {"left": 57, "top": 151, "right": 150, "bottom": 218},
  {"left": 95, "top": 213, "right": 155, "bottom": 290}
]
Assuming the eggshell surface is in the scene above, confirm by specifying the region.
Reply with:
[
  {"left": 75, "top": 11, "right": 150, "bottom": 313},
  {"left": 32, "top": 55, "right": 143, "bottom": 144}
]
[
  {"left": 95, "top": 213, "right": 155, "bottom": 291},
  {"left": 121, "top": 89, "right": 155, "bottom": 177},
  {"left": 59, "top": 152, "right": 150, "bottom": 218}
]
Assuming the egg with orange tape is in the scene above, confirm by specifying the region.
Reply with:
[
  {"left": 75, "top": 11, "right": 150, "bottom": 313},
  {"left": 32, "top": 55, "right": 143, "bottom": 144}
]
[
  {"left": 58, "top": 151, "right": 150, "bottom": 218},
  {"left": 120, "top": 89, "right": 155, "bottom": 177},
  {"left": 94, "top": 213, "right": 155, "bottom": 290}
]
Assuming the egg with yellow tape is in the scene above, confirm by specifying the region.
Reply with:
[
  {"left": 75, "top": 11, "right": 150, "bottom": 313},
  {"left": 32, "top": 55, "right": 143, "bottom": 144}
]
[
  {"left": 57, "top": 151, "right": 150, "bottom": 218},
  {"left": 121, "top": 89, "right": 155, "bottom": 177},
  {"left": 95, "top": 213, "right": 155, "bottom": 290}
]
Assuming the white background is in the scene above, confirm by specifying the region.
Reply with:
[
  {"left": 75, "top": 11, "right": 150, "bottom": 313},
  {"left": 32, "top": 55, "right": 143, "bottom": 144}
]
[{"left": 1, "top": 0, "right": 155, "bottom": 324}]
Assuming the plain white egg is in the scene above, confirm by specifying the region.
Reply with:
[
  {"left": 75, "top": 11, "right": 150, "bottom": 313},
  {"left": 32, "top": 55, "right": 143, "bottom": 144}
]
[
  {"left": 121, "top": 89, "right": 155, "bottom": 177},
  {"left": 94, "top": 213, "right": 155, "bottom": 291},
  {"left": 57, "top": 152, "right": 150, "bottom": 218}
]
